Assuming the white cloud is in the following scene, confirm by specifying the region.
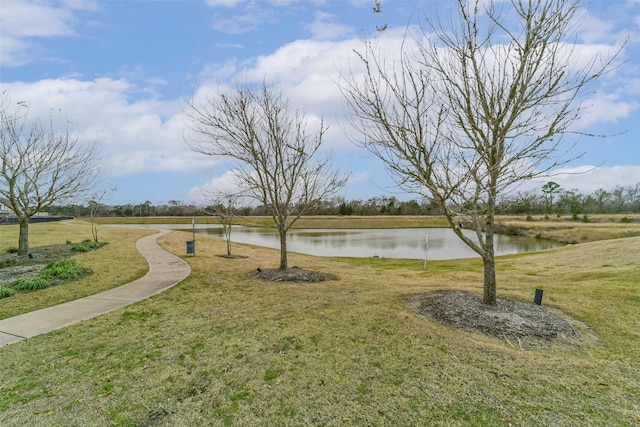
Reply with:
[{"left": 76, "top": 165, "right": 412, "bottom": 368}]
[
  {"left": 0, "top": 0, "right": 100, "bottom": 66},
  {"left": 579, "top": 91, "right": 639, "bottom": 128},
  {"left": 348, "top": 171, "right": 372, "bottom": 184},
  {"left": 234, "top": 31, "right": 418, "bottom": 150},
  {"left": 194, "top": 36, "right": 368, "bottom": 151},
  {"left": 0, "top": 36, "right": 32, "bottom": 67},
  {"left": 1, "top": 1, "right": 76, "bottom": 38},
  {"left": 206, "top": 0, "right": 245, "bottom": 7},
  {"left": 206, "top": 0, "right": 329, "bottom": 7},
  {"left": 197, "top": 18, "right": 635, "bottom": 151},
  {"left": 525, "top": 165, "right": 640, "bottom": 193},
  {"left": 188, "top": 170, "right": 254, "bottom": 205},
  {"left": 210, "top": 13, "right": 263, "bottom": 34},
  {"left": 191, "top": 3, "right": 640, "bottom": 180},
  {"left": 578, "top": 12, "right": 618, "bottom": 44},
  {"left": 61, "top": 1, "right": 102, "bottom": 12},
  {"left": 209, "top": 4, "right": 278, "bottom": 34},
  {"left": 2, "top": 78, "right": 217, "bottom": 178},
  {"left": 4, "top": 1, "right": 636, "bottom": 203},
  {"left": 305, "top": 11, "right": 353, "bottom": 40}
]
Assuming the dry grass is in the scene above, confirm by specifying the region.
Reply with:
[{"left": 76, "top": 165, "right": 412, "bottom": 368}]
[
  {"left": 497, "top": 214, "right": 640, "bottom": 243},
  {"left": 0, "top": 221, "right": 155, "bottom": 319},
  {"left": 0, "top": 222, "right": 639, "bottom": 426}
]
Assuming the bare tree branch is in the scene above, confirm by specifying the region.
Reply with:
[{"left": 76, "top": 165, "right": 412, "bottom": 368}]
[
  {"left": 0, "top": 92, "right": 100, "bottom": 255},
  {"left": 341, "top": 0, "right": 621, "bottom": 304},
  {"left": 187, "top": 81, "right": 348, "bottom": 269}
]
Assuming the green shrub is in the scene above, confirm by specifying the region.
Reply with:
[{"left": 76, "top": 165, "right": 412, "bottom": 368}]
[
  {"left": 0, "top": 285, "right": 16, "bottom": 299},
  {"left": 582, "top": 214, "right": 589, "bottom": 223},
  {"left": 525, "top": 215, "right": 533, "bottom": 222},
  {"left": 9, "top": 258, "right": 87, "bottom": 293},
  {"left": 72, "top": 240, "right": 100, "bottom": 252},
  {"left": 621, "top": 216, "right": 632, "bottom": 224},
  {"left": 40, "top": 259, "right": 85, "bottom": 280},
  {"left": 14, "top": 277, "right": 49, "bottom": 291},
  {"left": 5, "top": 247, "right": 19, "bottom": 254}
]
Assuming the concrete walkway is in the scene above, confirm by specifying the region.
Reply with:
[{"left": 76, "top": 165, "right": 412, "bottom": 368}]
[{"left": 0, "top": 230, "right": 191, "bottom": 348}]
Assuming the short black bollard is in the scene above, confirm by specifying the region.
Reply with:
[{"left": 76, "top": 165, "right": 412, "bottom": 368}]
[{"left": 533, "top": 288, "right": 543, "bottom": 305}]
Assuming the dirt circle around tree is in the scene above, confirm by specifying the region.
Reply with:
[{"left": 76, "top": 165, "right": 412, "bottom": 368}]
[
  {"left": 216, "top": 254, "right": 249, "bottom": 259},
  {"left": 253, "top": 267, "right": 339, "bottom": 283},
  {"left": 406, "top": 290, "right": 599, "bottom": 350}
]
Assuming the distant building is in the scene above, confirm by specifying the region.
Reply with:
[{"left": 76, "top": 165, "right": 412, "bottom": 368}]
[
  {"left": 0, "top": 199, "right": 12, "bottom": 217},
  {"left": 0, "top": 200, "right": 60, "bottom": 225}
]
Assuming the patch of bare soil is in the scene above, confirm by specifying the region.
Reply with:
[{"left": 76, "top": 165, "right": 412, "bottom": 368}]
[
  {"left": 253, "top": 266, "right": 339, "bottom": 283},
  {"left": 0, "top": 244, "right": 79, "bottom": 286},
  {"left": 407, "top": 290, "right": 597, "bottom": 350},
  {"left": 216, "top": 254, "right": 249, "bottom": 259}
]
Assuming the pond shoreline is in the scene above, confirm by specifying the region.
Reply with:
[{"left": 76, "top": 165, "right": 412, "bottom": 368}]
[
  {"left": 94, "top": 214, "right": 640, "bottom": 244},
  {"left": 106, "top": 223, "right": 563, "bottom": 260}
]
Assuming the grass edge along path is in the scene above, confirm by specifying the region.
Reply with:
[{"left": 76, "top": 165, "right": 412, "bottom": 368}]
[
  {"left": 0, "top": 228, "right": 638, "bottom": 426},
  {"left": 0, "top": 230, "right": 191, "bottom": 347},
  {"left": 0, "top": 221, "right": 156, "bottom": 320}
]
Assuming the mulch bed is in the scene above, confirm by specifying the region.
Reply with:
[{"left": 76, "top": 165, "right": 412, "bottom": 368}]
[
  {"left": 253, "top": 267, "right": 339, "bottom": 282},
  {"left": 406, "top": 290, "right": 595, "bottom": 350},
  {"left": 0, "top": 244, "right": 79, "bottom": 286}
]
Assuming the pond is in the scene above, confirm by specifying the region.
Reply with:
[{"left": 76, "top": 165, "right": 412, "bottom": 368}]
[{"left": 113, "top": 224, "right": 562, "bottom": 260}]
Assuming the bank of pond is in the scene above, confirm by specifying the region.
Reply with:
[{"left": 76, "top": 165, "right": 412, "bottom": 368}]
[{"left": 109, "top": 224, "right": 563, "bottom": 260}]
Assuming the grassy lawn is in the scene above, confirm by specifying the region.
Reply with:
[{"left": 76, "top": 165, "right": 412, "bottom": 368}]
[
  {"left": 0, "top": 219, "right": 639, "bottom": 425},
  {"left": 0, "top": 221, "right": 155, "bottom": 319}
]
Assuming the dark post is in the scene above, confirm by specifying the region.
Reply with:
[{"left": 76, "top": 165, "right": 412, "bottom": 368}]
[{"left": 534, "top": 288, "right": 544, "bottom": 305}]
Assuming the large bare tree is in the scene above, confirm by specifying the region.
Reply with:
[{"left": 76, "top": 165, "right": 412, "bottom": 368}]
[
  {"left": 188, "top": 82, "right": 348, "bottom": 269},
  {"left": 342, "top": 0, "right": 618, "bottom": 304},
  {"left": 0, "top": 94, "right": 100, "bottom": 255}
]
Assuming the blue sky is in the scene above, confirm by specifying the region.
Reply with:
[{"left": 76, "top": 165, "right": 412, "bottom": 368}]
[{"left": 1, "top": 0, "right": 639, "bottom": 206}]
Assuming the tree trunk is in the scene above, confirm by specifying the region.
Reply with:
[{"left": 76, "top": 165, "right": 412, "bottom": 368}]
[
  {"left": 18, "top": 217, "right": 30, "bottom": 256},
  {"left": 278, "top": 227, "right": 288, "bottom": 270},
  {"left": 224, "top": 224, "right": 232, "bottom": 255},
  {"left": 482, "top": 215, "right": 497, "bottom": 305},
  {"left": 482, "top": 255, "right": 497, "bottom": 305}
]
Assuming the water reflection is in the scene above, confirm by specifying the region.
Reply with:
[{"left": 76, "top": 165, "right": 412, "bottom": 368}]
[
  {"left": 110, "top": 224, "right": 561, "bottom": 260},
  {"left": 193, "top": 226, "right": 561, "bottom": 260}
]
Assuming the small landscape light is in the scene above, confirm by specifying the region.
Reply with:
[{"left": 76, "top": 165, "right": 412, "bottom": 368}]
[{"left": 534, "top": 288, "right": 544, "bottom": 305}]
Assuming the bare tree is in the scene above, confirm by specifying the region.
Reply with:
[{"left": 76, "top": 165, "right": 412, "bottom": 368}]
[
  {"left": 188, "top": 82, "right": 348, "bottom": 269},
  {"left": 610, "top": 185, "right": 626, "bottom": 213},
  {"left": 88, "top": 185, "right": 116, "bottom": 243},
  {"left": 203, "top": 191, "right": 243, "bottom": 257},
  {"left": 0, "top": 94, "right": 100, "bottom": 255},
  {"left": 625, "top": 183, "right": 640, "bottom": 210},
  {"left": 592, "top": 188, "right": 611, "bottom": 213},
  {"left": 342, "top": 0, "right": 619, "bottom": 304}
]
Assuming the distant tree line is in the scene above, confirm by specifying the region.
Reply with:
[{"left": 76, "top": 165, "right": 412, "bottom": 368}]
[
  {"left": 42, "top": 182, "right": 640, "bottom": 218},
  {"left": 44, "top": 196, "right": 438, "bottom": 217},
  {"left": 496, "top": 182, "right": 640, "bottom": 217}
]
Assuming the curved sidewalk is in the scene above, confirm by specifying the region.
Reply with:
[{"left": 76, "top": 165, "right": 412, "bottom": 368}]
[{"left": 0, "top": 230, "right": 191, "bottom": 348}]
